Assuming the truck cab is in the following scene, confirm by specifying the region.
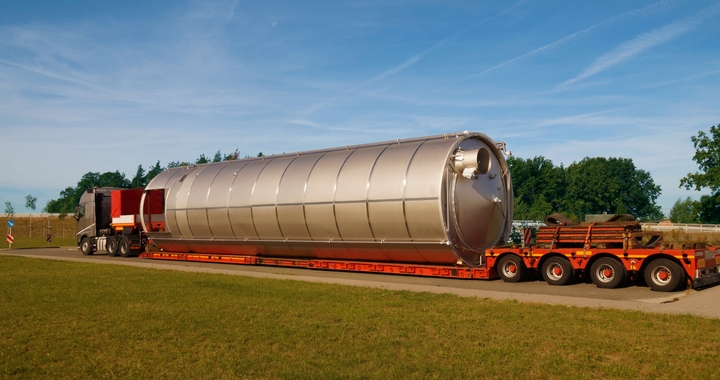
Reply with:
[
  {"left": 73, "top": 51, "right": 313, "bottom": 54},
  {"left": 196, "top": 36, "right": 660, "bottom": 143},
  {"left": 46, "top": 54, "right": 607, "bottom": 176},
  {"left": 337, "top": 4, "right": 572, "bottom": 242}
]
[{"left": 75, "top": 187, "right": 117, "bottom": 255}]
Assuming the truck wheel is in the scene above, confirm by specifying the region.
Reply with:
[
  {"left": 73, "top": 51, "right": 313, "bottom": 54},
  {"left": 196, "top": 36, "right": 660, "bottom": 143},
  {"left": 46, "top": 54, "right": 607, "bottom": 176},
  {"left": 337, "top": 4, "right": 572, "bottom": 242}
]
[
  {"left": 80, "top": 237, "right": 93, "bottom": 256},
  {"left": 497, "top": 255, "right": 527, "bottom": 283},
  {"left": 541, "top": 257, "right": 574, "bottom": 286},
  {"left": 107, "top": 236, "right": 118, "bottom": 257},
  {"left": 644, "top": 259, "right": 686, "bottom": 292},
  {"left": 118, "top": 237, "right": 131, "bottom": 258},
  {"left": 590, "top": 257, "right": 627, "bottom": 289}
]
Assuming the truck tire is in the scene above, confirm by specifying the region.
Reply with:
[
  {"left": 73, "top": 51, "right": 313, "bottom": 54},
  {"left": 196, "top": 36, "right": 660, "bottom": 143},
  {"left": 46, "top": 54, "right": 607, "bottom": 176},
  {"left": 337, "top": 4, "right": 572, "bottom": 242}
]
[
  {"left": 590, "top": 257, "right": 627, "bottom": 289},
  {"left": 80, "top": 237, "right": 93, "bottom": 256},
  {"left": 118, "top": 237, "right": 131, "bottom": 258},
  {"left": 497, "top": 255, "right": 527, "bottom": 283},
  {"left": 107, "top": 236, "right": 118, "bottom": 257},
  {"left": 541, "top": 257, "right": 574, "bottom": 286},
  {"left": 644, "top": 259, "right": 686, "bottom": 292}
]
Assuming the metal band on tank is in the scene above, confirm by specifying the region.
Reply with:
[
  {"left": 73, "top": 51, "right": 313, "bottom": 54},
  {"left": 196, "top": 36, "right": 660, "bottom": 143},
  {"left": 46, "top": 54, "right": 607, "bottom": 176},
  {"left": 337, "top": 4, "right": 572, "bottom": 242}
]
[
  {"left": 167, "top": 169, "right": 193, "bottom": 238},
  {"left": 273, "top": 155, "right": 300, "bottom": 239},
  {"left": 301, "top": 152, "right": 329, "bottom": 240},
  {"left": 152, "top": 237, "right": 451, "bottom": 245},
  {"left": 399, "top": 139, "right": 432, "bottom": 263},
  {"left": 225, "top": 161, "right": 251, "bottom": 239},
  {"left": 246, "top": 159, "right": 272, "bottom": 239},
  {"left": 400, "top": 140, "right": 426, "bottom": 242},
  {"left": 331, "top": 149, "right": 356, "bottom": 241},
  {"left": 202, "top": 162, "right": 228, "bottom": 237},
  {"left": 175, "top": 197, "right": 440, "bottom": 209},
  {"left": 364, "top": 144, "right": 392, "bottom": 241}
]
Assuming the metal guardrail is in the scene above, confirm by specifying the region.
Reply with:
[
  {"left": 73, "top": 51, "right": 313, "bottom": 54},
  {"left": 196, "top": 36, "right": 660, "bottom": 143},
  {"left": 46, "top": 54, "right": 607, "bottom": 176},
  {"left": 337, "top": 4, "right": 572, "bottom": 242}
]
[
  {"left": 641, "top": 223, "right": 720, "bottom": 232},
  {"left": 511, "top": 220, "right": 720, "bottom": 233},
  {"left": 2, "top": 213, "right": 67, "bottom": 218},
  {"left": 512, "top": 220, "right": 545, "bottom": 229}
]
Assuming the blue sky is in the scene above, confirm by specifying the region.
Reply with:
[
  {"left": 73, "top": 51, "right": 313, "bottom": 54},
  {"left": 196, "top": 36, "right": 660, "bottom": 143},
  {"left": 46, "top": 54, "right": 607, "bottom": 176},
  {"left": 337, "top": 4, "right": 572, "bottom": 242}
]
[{"left": 1, "top": 0, "right": 719, "bottom": 215}]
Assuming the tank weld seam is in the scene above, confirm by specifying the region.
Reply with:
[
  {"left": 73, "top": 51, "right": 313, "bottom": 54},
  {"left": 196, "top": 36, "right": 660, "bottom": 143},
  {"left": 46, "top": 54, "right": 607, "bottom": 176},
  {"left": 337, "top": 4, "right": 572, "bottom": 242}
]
[
  {"left": 201, "top": 166, "right": 225, "bottom": 238},
  {"left": 301, "top": 152, "right": 328, "bottom": 241},
  {"left": 274, "top": 156, "right": 300, "bottom": 241},
  {"left": 401, "top": 140, "right": 427, "bottom": 261},
  {"left": 165, "top": 196, "right": 441, "bottom": 211},
  {"left": 248, "top": 160, "right": 273, "bottom": 239},
  {"left": 332, "top": 150, "right": 356, "bottom": 242},
  {"left": 225, "top": 161, "right": 251, "bottom": 239},
  {"left": 156, "top": 238, "right": 451, "bottom": 245},
  {"left": 364, "top": 144, "right": 391, "bottom": 245},
  {"left": 172, "top": 132, "right": 480, "bottom": 167}
]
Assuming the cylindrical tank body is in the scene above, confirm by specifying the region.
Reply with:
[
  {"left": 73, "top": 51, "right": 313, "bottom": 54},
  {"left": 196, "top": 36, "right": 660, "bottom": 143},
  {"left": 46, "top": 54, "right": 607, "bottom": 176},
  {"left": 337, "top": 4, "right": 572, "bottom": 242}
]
[{"left": 141, "top": 131, "right": 513, "bottom": 267}]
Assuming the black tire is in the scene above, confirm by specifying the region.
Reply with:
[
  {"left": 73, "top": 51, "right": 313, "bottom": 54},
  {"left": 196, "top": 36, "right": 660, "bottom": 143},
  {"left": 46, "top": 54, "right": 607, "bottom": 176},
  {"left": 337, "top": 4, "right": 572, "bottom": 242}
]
[
  {"left": 590, "top": 257, "right": 627, "bottom": 289},
  {"left": 497, "top": 255, "right": 527, "bottom": 283},
  {"left": 541, "top": 257, "right": 574, "bottom": 286},
  {"left": 107, "top": 236, "right": 118, "bottom": 257},
  {"left": 118, "top": 237, "right": 131, "bottom": 258},
  {"left": 80, "top": 237, "right": 93, "bottom": 256},
  {"left": 644, "top": 259, "right": 686, "bottom": 292}
]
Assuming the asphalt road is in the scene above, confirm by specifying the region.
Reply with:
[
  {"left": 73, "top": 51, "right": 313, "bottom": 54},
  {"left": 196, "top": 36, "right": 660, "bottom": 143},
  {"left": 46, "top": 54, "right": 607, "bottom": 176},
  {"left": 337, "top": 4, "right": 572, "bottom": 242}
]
[{"left": 2, "top": 247, "right": 719, "bottom": 319}]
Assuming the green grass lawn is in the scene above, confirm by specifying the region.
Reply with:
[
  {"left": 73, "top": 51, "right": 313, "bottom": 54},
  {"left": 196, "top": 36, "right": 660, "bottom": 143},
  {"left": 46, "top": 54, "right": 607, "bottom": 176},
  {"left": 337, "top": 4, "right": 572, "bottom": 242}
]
[
  {"left": 0, "top": 256, "right": 717, "bottom": 379},
  {"left": 0, "top": 237, "right": 75, "bottom": 249}
]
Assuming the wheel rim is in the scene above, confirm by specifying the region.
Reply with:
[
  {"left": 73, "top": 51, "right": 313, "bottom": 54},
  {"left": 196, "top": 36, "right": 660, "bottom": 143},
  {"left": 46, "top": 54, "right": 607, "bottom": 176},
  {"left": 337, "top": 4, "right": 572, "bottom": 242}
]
[
  {"left": 546, "top": 263, "right": 563, "bottom": 281},
  {"left": 502, "top": 261, "right": 518, "bottom": 278},
  {"left": 595, "top": 264, "right": 615, "bottom": 283},
  {"left": 650, "top": 265, "right": 672, "bottom": 286}
]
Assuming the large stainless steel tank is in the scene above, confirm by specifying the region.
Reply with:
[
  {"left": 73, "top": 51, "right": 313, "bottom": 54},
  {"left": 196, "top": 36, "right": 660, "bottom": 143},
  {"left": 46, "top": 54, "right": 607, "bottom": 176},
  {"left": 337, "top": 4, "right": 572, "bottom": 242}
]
[{"left": 141, "top": 131, "right": 513, "bottom": 267}]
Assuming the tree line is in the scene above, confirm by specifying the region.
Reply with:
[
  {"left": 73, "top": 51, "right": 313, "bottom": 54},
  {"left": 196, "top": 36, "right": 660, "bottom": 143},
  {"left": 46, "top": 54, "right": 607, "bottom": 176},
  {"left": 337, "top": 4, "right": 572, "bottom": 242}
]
[
  {"left": 510, "top": 123, "right": 720, "bottom": 223},
  {"left": 27, "top": 124, "right": 720, "bottom": 223},
  {"left": 671, "top": 124, "right": 720, "bottom": 223},
  {"left": 42, "top": 150, "right": 263, "bottom": 214},
  {"left": 509, "top": 156, "right": 663, "bottom": 221}
]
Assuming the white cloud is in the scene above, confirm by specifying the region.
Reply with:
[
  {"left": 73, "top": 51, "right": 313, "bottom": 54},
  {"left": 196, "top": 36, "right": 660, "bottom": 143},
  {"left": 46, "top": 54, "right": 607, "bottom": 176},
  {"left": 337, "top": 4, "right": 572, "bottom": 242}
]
[
  {"left": 560, "top": 9, "right": 714, "bottom": 86},
  {"left": 465, "top": 0, "right": 679, "bottom": 80}
]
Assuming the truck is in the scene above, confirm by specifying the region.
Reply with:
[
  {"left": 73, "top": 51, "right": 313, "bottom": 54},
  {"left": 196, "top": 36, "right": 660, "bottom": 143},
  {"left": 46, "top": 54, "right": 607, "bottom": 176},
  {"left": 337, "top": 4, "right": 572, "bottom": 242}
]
[
  {"left": 75, "top": 187, "right": 163, "bottom": 257},
  {"left": 76, "top": 131, "right": 720, "bottom": 291}
]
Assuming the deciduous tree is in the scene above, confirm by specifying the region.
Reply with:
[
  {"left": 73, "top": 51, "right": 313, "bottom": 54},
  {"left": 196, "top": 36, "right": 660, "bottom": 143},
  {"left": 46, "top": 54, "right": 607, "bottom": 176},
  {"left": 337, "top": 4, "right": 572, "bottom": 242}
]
[
  {"left": 564, "top": 157, "right": 663, "bottom": 221},
  {"left": 668, "top": 197, "right": 700, "bottom": 223},
  {"left": 679, "top": 124, "right": 720, "bottom": 223},
  {"left": 680, "top": 124, "right": 720, "bottom": 192},
  {"left": 45, "top": 171, "right": 131, "bottom": 214},
  {"left": 507, "top": 156, "right": 566, "bottom": 220},
  {"left": 4, "top": 201, "right": 13, "bottom": 217},
  {"left": 25, "top": 194, "right": 37, "bottom": 236}
]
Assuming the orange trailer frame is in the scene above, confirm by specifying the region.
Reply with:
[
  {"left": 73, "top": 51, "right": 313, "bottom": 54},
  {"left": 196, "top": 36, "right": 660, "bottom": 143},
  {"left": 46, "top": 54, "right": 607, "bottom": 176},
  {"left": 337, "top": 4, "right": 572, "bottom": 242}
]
[
  {"left": 137, "top": 219, "right": 720, "bottom": 291},
  {"left": 140, "top": 251, "right": 496, "bottom": 280},
  {"left": 139, "top": 243, "right": 720, "bottom": 291},
  {"left": 485, "top": 245, "right": 720, "bottom": 290}
]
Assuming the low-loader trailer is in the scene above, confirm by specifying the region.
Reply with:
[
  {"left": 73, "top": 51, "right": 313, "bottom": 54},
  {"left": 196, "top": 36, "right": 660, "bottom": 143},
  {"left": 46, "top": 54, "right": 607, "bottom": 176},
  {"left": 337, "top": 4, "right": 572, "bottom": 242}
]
[{"left": 75, "top": 132, "right": 720, "bottom": 291}]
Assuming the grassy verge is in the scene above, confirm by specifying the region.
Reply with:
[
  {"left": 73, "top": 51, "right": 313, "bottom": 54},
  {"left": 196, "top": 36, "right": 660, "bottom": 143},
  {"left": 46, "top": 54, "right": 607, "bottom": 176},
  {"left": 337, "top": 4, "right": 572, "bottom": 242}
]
[
  {"left": 1, "top": 256, "right": 718, "bottom": 379},
  {"left": 0, "top": 237, "right": 75, "bottom": 249},
  {"left": 661, "top": 229, "right": 720, "bottom": 246}
]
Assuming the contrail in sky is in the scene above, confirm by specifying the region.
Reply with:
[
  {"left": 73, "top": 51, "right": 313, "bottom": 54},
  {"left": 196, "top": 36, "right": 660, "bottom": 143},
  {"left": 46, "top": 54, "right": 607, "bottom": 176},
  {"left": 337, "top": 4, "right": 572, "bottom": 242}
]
[
  {"left": 560, "top": 9, "right": 713, "bottom": 86},
  {"left": 301, "top": 25, "right": 472, "bottom": 116},
  {"left": 464, "top": 0, "right": 678, "bottom": 81}
]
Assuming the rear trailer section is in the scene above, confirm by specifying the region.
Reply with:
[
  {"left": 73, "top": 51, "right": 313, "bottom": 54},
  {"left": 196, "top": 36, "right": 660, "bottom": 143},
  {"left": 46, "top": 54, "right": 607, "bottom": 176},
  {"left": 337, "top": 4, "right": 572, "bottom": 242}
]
[
  {"left": 486, "top": 216, "right": 720, "bottom": 292},
  {"left": 486, "top": 246, "right": 720, "bottom": 291},
  {"left": 692, "top": 248, "right": 720, "bottom": 288}
]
